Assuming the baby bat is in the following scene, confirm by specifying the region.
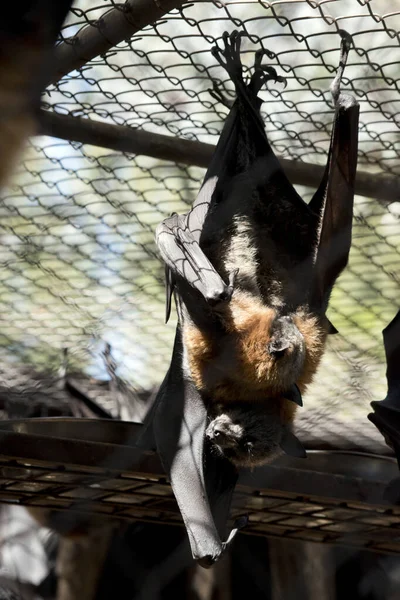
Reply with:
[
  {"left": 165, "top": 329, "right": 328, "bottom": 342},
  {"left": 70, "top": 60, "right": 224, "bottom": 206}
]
[
  {"left": 139, "top": 30, "right": 359, "bottom": 566},
  {"left": 368, "top": 310, "right": 400, "bottom": 502},
  {"left": 0, "top": 0, "right": 73, "bottom": 189}
]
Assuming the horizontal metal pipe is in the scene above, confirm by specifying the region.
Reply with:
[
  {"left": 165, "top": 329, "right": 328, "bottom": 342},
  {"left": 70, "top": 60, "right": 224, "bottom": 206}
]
[
  {"left": 51, "top": 0, "right": 186, "bottom": 84},
  {"left": 38, "top": 109, "right": 399, "bottom": 205}
]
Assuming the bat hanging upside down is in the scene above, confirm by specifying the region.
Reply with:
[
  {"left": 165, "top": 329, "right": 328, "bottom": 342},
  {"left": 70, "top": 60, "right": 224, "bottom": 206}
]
[
  {"left": 139, "top": 30, "right": 359, "bottom": 566},
  {"left": 155, "top": 30, "right": 359, "bottom": 468}
]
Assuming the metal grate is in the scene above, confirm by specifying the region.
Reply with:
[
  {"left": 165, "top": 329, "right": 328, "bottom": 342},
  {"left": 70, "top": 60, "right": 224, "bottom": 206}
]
[{"left": 0, "top": 420, "right": 399, "bottom": 555}]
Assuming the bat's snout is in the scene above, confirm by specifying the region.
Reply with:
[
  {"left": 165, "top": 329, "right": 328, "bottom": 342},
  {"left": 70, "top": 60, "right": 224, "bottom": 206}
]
[
  {"left": 267, "top": 340, "right": 290, "bottom": 358},
  {"left": 206, "top": 415, "right": 244, "bottom": 449},
  {"left": 268, "top": 315, "right": 304, "bottom": 362}
]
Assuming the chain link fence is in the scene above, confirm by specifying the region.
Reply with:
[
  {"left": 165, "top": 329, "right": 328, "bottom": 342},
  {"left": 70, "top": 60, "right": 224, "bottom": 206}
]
[
  {"left": 1, "top": 0, "right": 400, "bottom": 452},
  {"left": 0, "top": 1, "right": 399, "bottom": 597}
]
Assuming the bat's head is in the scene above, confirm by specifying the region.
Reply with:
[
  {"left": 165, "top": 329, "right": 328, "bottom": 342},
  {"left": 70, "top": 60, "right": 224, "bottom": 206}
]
[
  {"left": 206, "top": 398, "right": 295, "bottom": 467},
  {"left": 258, "top": 313, "right": 306, "bottom": 386}
]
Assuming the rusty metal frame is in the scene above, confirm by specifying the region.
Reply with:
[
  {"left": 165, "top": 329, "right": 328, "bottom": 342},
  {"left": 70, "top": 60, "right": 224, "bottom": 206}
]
[{"left": 0, "top": 418, "right": 399, "bottom": 554}]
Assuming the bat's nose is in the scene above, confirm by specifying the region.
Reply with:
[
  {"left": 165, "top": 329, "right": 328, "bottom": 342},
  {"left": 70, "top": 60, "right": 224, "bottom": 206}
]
[
  {"left": 268, "top": 341, "right": 290, "bottom": 358},
  {"left": 206, "top": 424, "right": 238, "bottom": 448},
  {"left": 211, "top": 428, "right": 227, "bottom": 442}
]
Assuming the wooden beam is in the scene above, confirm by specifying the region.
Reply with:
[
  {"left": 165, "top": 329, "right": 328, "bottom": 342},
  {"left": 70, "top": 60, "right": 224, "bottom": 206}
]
[{"left": 38, "top": 110, "right": 400, "bottom": 205}]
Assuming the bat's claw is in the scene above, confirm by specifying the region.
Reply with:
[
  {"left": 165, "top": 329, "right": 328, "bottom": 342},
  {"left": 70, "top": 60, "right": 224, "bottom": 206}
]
[
  {"left": 209, "top": 81, "right": 234, "bottom": 109},
  {"left": 227, "top": 268, "right": 239, "bottom": 291},
  {"left": 254, "top": 48, "right": 275, "bottom": 69},
  {"left": 211, "top": 30, "right": 244, "bottom": 88},
  {"left": 279, "top": 427, "right": 307, "bottom": 458},
  {"left": 198, "top": 515, "right": 248, "bottom": 568},
  {"left": 329, "top": 29, "right": 356, "bottom": 107},
  {"left": 338, "top": 29, "right": 353, "bottom": 55},
  {"left": 224, "top": 268, "right": 239, "bottom": 301},
  {"left": 206, "top": 269, "right": 237, "bottom": 308},
  {"left": 250, "top": 64, "right": 287, "bottom": 95},
  {"left": 223, "top": 514, "right": 248, "bottom": 547}
]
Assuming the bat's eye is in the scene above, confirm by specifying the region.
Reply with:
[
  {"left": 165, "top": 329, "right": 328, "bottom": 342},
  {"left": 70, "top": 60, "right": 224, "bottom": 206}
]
[{"left": 268, "top": 341, "right": 289, "bottom": 358}]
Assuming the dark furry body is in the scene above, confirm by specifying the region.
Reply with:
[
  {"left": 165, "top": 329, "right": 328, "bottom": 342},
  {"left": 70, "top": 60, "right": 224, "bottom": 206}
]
[
  {"left": 155, "top": 31, "right": 358, "bottom": 468},
  {"left": 143, "top": 30, "right": 359, "bottom": 565}
]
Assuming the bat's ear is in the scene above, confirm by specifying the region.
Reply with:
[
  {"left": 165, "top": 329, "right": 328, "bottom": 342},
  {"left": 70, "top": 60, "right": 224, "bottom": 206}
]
[
  {"left": 144, "top": 329, "right": 241, "bottom": 566},
  {"left": 283, "top": 384, "right": 303, "bottom": 407},
  {"left": 326, "top": 319, "right": 339, "bottom": 335}
]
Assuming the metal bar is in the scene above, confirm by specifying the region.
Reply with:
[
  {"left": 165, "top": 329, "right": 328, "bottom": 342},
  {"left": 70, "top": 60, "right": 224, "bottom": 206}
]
[
  {"left": 51, "top": 0, "right": 187, "bottom": 84},
  {"left": 38, "top": 110, "right": 399, "bottom": 205},
  {"left": 0, "top": 426, "right": 395, "bottom": 504},
  {"left": 38, "top": 109, "right": 211, "bottom": 166},
  {"left": 0, "top": 428, "right": 162, "bottom": 474}
]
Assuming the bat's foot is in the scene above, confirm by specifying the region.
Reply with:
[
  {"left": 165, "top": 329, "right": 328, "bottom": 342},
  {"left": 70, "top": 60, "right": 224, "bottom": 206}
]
[
  {"left": 211, "top": 31, "right": 286, "bottom": 98},
  {"left": 250, "top": 64, "right": 287, "bottom": 95},
  {"left": 250, "top": 48, "right": 287, "bottom": 94},
  {"left": 279, "top": 427, "right": 307, "bottom": 458},
  {"left": 330, "top": 29, "right": 358, "bottom": 109},
  {"left": 211, "top": 30, "right": 244, "bottom": 88},
  {"left": 209, "top": 80, "right": 234, "bottom": 109}
]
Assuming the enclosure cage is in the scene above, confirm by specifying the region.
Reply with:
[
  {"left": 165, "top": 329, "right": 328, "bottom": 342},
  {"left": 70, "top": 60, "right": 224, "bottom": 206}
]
[{"left": 0, "top": 0, "right": 399, "bottom": 597}]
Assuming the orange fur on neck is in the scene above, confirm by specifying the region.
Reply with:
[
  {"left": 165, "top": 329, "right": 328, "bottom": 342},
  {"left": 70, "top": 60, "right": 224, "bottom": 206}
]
[
  {"left": 183, "top": 292, "right": 328, "bottom": 424},
  {"left": 293, "top": 312, "right": 327, "bottom": 391}
]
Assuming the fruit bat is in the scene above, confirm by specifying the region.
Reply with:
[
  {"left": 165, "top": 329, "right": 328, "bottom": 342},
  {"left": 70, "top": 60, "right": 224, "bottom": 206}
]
[
  {"left": 138, "top": 30, "right": 359, "bottom": 566},
  {"left": 0, "top": 0, "right": 73, "bottom": 189},
  {"left": 368, "top": 310, "right": 400, "bottom": 502}
]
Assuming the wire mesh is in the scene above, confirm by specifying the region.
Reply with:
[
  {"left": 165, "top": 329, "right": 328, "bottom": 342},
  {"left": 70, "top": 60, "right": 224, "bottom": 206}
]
[{"left": 1, "top": 0, "right": 400, "bottom": 453}]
